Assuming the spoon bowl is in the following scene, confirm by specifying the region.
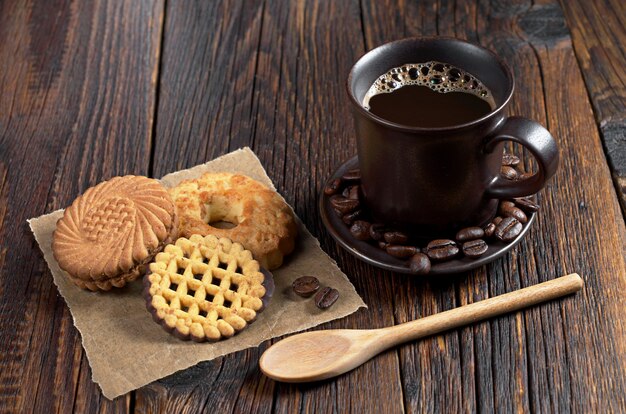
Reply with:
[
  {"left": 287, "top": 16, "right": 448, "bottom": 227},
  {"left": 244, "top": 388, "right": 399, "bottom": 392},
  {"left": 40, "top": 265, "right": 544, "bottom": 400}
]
[{"left": 260, "top": 329, "right": 388, "bottom": 382}]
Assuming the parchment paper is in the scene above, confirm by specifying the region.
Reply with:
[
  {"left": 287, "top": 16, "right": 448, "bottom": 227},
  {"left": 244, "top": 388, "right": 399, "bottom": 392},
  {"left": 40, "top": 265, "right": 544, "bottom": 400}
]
[{"left": 28, "top": 147, "right": 366, "bottom": 400}]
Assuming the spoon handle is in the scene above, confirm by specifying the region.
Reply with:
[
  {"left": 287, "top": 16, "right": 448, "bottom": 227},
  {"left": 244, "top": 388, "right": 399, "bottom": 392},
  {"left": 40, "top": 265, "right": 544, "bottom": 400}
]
[{"left": 381, "top": 273, "right": 583, "bottom": 346}]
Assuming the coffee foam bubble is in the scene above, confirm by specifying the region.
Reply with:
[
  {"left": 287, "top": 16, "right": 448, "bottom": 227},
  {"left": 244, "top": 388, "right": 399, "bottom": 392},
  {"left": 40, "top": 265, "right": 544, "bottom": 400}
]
[{"left": 362, "top": 61, "right": 496, "bottom": 109}]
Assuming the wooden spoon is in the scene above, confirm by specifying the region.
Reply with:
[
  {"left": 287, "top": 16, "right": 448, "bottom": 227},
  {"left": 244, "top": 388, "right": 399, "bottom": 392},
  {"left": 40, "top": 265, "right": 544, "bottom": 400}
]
[{"left": 260, "top": 273, "right": 582, "bottom": 382}]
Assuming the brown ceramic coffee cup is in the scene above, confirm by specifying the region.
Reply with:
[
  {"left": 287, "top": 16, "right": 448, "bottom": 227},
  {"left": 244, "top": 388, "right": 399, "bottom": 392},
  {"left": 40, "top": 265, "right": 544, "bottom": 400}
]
[{"left": 347, "top": 37, "right": 558, "bottom": 235}]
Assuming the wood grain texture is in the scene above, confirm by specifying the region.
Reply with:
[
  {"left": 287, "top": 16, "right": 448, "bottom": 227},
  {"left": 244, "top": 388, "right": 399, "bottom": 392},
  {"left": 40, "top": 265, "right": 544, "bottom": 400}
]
[
  {"left": 259, "top": 274, "right": 582, "bottom": 383},
  {"left": 2, "top": 0, "right": 625, "bottom": 412},
  {"left": 0, "top": 0, "right": 163, "bottom": 412},
  {"left": 140, "top": 1, "right": 405, "bottom": 412},
  {"left": 560, "top": 0, "right": 626, "bottom": 215},
  {"left": 361, "top": 1, "right": 626, "bottom": 413}
]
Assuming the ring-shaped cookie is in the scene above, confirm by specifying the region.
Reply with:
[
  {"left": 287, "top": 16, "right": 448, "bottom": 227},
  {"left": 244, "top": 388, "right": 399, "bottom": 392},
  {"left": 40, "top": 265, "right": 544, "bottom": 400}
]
[{"left": 169, "top": 173, "right": 297, "bottom": 270}]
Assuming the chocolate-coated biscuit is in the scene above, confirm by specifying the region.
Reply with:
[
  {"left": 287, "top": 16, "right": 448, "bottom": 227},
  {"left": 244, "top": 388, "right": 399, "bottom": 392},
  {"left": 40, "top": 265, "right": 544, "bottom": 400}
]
[{"left": 144, "top": 234, "right": 274, "bottom": 342}]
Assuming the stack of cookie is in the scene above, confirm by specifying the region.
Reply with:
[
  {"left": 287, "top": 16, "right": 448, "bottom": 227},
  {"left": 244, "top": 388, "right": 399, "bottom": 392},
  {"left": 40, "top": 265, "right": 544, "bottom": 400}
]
[
  {"left": 53, "top": 172, "right": 297, "bottom": 342},
  {"left": 52, "top": 176, "right": 178, "bottom": 291}
]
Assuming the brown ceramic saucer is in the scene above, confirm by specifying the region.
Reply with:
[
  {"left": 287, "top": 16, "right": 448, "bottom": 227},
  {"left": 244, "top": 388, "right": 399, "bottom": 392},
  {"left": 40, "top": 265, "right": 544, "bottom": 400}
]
[{"left": 320, "top": 156, "right": 536, "bottom": 275}]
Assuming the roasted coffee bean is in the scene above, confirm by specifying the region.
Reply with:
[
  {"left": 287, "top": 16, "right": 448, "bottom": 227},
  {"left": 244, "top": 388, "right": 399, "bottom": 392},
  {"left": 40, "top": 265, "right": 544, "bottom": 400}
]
[
  {"left": 462, "top": 239, "right": 488, "bottom": 258},
  {"left": 501, "top": 166, "right": 518, "bottom": 180},
  {"left": 499, "top": 201, "right": 528, "bottom": 224},
  {"left": 330, "top": 195, "right": 359, "bottom": 214},
  {"left": 518, "top": 172, "right": 533, "bottom": 180},
  {"left": 324, "top": 178, "right": 343, "bottom": 196},
  {"left": 350, "top": 220, "right": 371, "bottom": 240},
  {"left": 292, "top": 276, "right": 320, "bottom": 297},
  {"left": 341, "top": 209, "right": 361, "bottom": 225},
  {"left": 495, "top": 216, "right": 523, "bottom": 242},
  {"left": 384, "top": 231, "right": 409, "bottom": 244},
  {"left": 378, "top": 241, "right": 389, "bottom": 249},
  {"left": 498, "top": 201, "right": 516, "bottom": 213},
  {"left": 505, "top": 206, "right": 527, "bottom": 224},
  {"left": 513, "top": 197, "right": 540, "bottom": 213},
  {"left": 369, "top": 223, "right": 386, "bottom": 241},
  {"left": 386, "top": 245, "right": 418, "bottom": 258},
  {"left": 426, "top": 239, "right": 459, "bottom": 261},
  {"left": 342, "top": 185, "right": 360, "bottom": 200},
  {"left": 342, "top": 169, "right": 361, "bottom": 182},
  {"left": 492, "top": 216, "right": 503, "bottom": 225},
  {"left": 409, "top": 253, "right": 431, "bottom": 275},
  {"left": 484, "top": 222, "right": 496, "bottom": 238},
  {"left": 502, "top": 153, "right": 520, "bottom": 166},
  {"left": 315, "top": 287, "right": 339, "bottom": 309},
  {"left": 456, "top": 226, "right": 485, "bottom": 242}
]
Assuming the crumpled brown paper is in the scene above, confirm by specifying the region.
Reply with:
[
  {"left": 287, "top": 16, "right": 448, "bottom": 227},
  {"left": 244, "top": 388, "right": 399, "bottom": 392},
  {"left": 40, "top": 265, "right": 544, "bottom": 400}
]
[{"left": 28, "top": 147, "right": 366, "bottom": 399}]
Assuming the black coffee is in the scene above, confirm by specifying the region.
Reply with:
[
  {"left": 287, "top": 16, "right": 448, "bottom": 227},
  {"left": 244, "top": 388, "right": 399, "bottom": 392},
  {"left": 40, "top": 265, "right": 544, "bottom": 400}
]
[{"left": 363, "top": 61, "right": 495, "bottom": 128}]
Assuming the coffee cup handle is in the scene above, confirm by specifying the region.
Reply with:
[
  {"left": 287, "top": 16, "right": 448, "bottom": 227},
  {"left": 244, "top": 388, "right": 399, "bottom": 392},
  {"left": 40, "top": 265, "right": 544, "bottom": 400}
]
[{"left": 484, "top": 117, "right": 559, "bottom": 198}]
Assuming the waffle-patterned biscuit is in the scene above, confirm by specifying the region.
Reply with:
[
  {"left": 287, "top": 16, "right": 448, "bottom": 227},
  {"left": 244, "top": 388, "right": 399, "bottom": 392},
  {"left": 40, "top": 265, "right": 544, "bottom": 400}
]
[
  {"left": 169, "top": 173, "right": 297, "bottom": 270},
  {"left": 52, "top": 176, "right": 177, "bottom": 291},
  {"left": 144, "top": 234, "right": 274, "bottom": 342}
]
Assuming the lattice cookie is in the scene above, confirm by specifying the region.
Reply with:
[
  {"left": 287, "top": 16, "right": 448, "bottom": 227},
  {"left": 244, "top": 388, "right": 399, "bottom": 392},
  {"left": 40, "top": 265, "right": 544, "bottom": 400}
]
[{"left": 144, "top": 234, "right": 274, "bottom": 342}]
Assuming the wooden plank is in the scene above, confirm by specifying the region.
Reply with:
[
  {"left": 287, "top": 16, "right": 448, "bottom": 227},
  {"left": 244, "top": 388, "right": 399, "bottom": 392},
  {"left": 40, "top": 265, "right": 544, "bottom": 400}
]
[
  {"left": 149, "top": 0, "right": 266, "bottom": 174},
  {"left": 560, "top": 0, "right": 626, "bottom": 215},
  {"left": 362, "top": 0, "right": 626, "bottom": 412},
  {"left": 4, "top": 0, "right": 624, "bottom": 412},
  {"left": 0, "top": 0, "right": 163, "bottom": 412},
  {"left": 524, "top": 6, "right": 626, "bottom": 412},
  {"left": 360, "top": 2, "right": 483, "bottom": 412},
  {"left": 140, "top": 0, "right": 406, "bottom": 413},
  {"left": 249, "top": 2, "right": 405, "bottom": 411},
  {"left": 135, "top": 2, "right": 273, "bottom": 412},
  {"left": 482, "top": 1, "right": 626, "bottom": 412}
]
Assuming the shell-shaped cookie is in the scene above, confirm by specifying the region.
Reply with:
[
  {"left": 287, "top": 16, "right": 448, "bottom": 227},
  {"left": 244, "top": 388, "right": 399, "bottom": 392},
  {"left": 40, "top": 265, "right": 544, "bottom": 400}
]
[{"left": 52, "top": 176, "right": 176, "bottom": 286}]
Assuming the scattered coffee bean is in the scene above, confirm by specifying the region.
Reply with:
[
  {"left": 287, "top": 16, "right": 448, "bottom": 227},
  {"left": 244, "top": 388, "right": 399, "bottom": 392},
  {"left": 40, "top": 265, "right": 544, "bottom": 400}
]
[
  {"left": 324, "top": 178, "right": 343, "bottom": 196},
  {"left": 456, "top": 226, "right": 485, "bottom": 242},
  {"left": 426, "top": 239, "right": 459, "bottom": 261},
  {"left": 314, "top": 287, "right": 339, "bottom": 309},
  {"left": 341, "top": 209, "right": 361, "bottom": 225},
  {"left": 462, "top": 239, "right": 488, "bottom": 258},
  {"left": 386, "top": 245, "right": 418, "bottom": 258},
  {"left": 499, "top": 200, "right": 528, "bottom": 223},
  {"left": 517, "top": 172, "right": 533, "bottom": 180},
  {"left": 498, "top": 201, "right": 516, "bottom": 213},
  {"left": 409, "top": 253, "right": 431, "bottom": 275},
  {"left": 501, "top": 166, "right": 518, "bottom": 180},
  {"left": 503, "top": 205, "right": 528, "bottom": 224},
  {"left": 342, "top": 169, "right": 361, "bottom": 182},
  {"left": 326, "top": 174, "right": 539, "bottom": 267},
  {"left": 502, "top": 153, "right": 520, "bottom": 166},
  {"left": 292, "top": 276, "right": 320, "bottom": 297},
  {"left": 495, "top": 216, "right": 523, "bottom": 242},
  {"left": 342, "top": 185, "right": 360, "bottom": 200},
  {"left": 513, "top": 197, "right": 539, "bottom": 213},
  {"left": 350, "top": 220, "right": 371, "bottom": 240},
  {"left": 330, "top": 195, "right": 359, "bottom": 214},
  {"left": 384, "top": 231, "right": 409, "bottom": 244},
  {"left": 369, "top": 223, "right": 386, "bottom": 241},
  {"left": 483, "top": 222, "right": 496, "bottom": 238}
]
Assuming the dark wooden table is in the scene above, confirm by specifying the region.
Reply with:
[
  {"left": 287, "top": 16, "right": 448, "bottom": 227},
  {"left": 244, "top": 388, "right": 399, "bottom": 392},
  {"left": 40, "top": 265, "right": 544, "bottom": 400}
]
[{"left": 2, "top": 0, "right": 625, "bottom": 412}]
